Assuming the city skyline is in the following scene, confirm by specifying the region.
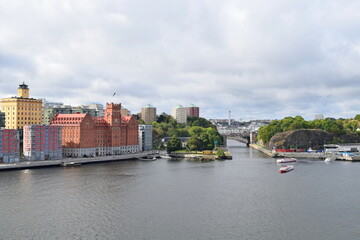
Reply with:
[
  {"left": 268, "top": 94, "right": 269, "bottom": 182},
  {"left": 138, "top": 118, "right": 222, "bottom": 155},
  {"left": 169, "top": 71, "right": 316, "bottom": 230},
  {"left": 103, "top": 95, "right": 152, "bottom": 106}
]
[{"left": 1, "top": 1, "right": 360, "bottom": 120}]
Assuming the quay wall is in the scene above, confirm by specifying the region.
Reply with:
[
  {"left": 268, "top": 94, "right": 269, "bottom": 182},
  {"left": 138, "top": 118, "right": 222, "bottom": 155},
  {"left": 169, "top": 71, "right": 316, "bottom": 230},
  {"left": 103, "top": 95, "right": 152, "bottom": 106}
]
[
  {"left": 249, "top": 144, "right": 326, "bottom": 159},
  {"left": 0, "top": 152, "right": 157, "bottom": 171}
]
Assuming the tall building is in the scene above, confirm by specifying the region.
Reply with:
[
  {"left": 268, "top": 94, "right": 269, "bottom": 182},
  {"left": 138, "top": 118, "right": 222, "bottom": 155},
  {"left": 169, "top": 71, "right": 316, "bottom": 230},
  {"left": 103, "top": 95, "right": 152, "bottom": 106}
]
[
  {"left": 50, "top": 102, "right": 139, "bottom": 157},
  {"left": 23, "top": 125, "right": 62, "bottom": 161},
  {"left": 139, "top": 124, "right": 153, "bottom": 151},
  {"left": 0, "top": 83, "right": 43, "bottom": 129},
  {"left": 0, "top": 129, "right": 20, "bottom": 163},
  {"left": 172, "top": 105, "right": 187, "bottom": 124},
  {"left": 141, "top": 104, "right": 156, "bottom": 123},
  {"left": 186, "top": 104, "right": 200, "bottom": 118}
]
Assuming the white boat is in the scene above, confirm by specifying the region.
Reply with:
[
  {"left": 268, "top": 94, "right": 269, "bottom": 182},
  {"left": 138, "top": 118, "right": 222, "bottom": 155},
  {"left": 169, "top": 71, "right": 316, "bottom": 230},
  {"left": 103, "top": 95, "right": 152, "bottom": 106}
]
[
  {"left": 279, "top": 165, "right": 294, "bottom": 174},
  {"left": 342, "top": 154, "right": 360, "bottom": 161},
  {"left": 277, "top": 158, "right": 297, "bottom": 163},
  {"left": 139, "top": 157, "right": 156, "bottom": 161},
  {"left": 160, "top": 155, "right": 172, "bottom": 159},
  {"left": 61, "top": 161, "right": 81, "bottom": 167},
  {"left": 324, "top": 156, "right": 336, "bottom": 162}
]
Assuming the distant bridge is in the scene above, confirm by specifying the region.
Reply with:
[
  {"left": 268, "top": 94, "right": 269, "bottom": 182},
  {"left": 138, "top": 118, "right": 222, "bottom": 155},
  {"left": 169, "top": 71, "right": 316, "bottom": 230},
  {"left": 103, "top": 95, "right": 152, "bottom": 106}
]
[
  {"left": 226, "top": 136, "right": 250, "bottom": 146},
  {"left": 222, "top": 132, "right": 252, "bottom": 147}
]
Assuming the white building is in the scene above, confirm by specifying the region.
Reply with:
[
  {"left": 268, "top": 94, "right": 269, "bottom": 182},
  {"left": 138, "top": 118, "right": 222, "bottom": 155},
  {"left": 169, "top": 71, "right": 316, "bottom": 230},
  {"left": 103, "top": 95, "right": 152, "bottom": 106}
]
[
  {"left": 172, "top": 105, "right": 187, "bottom": 124},
  {"left": 139, "top": 124, "right": 153, "bottom": 151}
]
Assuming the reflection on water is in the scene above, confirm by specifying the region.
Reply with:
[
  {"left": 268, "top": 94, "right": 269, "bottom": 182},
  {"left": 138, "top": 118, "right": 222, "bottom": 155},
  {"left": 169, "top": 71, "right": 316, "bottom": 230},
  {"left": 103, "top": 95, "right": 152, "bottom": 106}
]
[{"left": 0, "top": 140, "right": 359, "bottom": 240}]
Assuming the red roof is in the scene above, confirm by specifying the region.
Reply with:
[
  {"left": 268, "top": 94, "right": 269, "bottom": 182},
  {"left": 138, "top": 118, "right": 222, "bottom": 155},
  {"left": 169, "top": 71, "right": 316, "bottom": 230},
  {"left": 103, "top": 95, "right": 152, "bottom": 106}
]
[
  {"left": 93, "top": 117, "right": 109, "bottom": 127},
  {"left": 121, "top": 116, "right": 132, "bottom": 123},
  {"left": 50, "top": 113, "right": 88, "bottom": 126}
]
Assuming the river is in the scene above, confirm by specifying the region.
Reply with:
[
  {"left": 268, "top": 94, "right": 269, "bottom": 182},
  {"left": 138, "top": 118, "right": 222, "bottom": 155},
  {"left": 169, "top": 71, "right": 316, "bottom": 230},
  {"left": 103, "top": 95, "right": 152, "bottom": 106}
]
[{"left": 1, "top": 140, "right": 360, "bottom": 240}]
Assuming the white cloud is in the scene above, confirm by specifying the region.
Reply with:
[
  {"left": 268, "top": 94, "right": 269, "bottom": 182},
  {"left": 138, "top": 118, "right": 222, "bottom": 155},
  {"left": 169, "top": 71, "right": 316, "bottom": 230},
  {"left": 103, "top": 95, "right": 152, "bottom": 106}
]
[{"left": 0, "top": 0, "right": 360, "bottom": 120}]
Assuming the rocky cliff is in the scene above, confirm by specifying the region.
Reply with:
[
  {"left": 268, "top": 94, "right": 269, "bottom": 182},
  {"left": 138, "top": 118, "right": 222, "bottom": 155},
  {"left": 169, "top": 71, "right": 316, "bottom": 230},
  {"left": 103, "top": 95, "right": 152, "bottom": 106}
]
[{"left": 268, "top": 129, "right": 360, "bottom": 149}]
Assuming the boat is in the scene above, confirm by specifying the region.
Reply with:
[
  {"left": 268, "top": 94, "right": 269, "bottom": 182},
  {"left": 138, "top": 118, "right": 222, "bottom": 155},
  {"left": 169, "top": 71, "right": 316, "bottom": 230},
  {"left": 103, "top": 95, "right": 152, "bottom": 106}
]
[
  {"left": 279, "top": 165, "right": 294, "bottom": 173},
  {"left": 277, "top": 158, "right": 297, "bottom": 163},
  {"left": 342, "top": 153, "right": 360, "bottom": 161},
  {"left": 139, "top": 157, "right": 156, "bottom": 161},
  {"left": 61, "top": 161, "right": 81, "bottom": 167},
  {"left": 324, "top": 156, "right": 336, "bottom": 162},
  {"left": 160, "top": 155, "right": 172, "bottom": 159}
]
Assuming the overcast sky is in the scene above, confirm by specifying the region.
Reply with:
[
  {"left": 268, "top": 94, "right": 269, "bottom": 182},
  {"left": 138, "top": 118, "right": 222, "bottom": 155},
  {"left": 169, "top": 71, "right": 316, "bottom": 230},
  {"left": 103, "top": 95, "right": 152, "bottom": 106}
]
[{"left": 1, "top": 0, "right": 360, "bottom": 120}]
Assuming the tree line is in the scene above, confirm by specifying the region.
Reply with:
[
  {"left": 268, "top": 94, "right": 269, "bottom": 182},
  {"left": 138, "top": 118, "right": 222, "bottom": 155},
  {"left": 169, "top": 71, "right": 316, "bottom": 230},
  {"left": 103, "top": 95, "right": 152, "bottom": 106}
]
[
  {"left": 258, "top": 115, "right": 360, "bottom": 144},
  {"left": 146, "top": 115, "right": 223, "bottom": 152}
]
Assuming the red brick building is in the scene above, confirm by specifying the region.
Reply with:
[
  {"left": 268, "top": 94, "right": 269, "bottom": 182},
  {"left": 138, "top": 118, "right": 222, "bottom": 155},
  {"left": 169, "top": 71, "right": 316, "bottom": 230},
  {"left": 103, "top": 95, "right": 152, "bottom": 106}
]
[
  {"left": 50, "top": 103, "right": 139, "bottom": 157},
  {"left": 23, "top": 125, "right": 62, "bottom": 161},
  {"left": 0, "top": 129, "right": 20, "bottom": 163},
  {"left": 186, "top": 104, "right": 200, "bottom": 118}
]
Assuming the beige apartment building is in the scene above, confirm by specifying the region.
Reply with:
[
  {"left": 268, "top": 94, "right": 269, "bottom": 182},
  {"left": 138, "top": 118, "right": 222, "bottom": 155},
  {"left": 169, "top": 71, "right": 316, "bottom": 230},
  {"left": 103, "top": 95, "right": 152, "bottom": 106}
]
[
  {"left": 141, "top": 104, "right": 156, "bottom": 123},
  {"left": 0, "top": 83, "right": 43, "bottom": 129},
  {"left": 172, "top": 105, "right": 187, "bottom": 124}
]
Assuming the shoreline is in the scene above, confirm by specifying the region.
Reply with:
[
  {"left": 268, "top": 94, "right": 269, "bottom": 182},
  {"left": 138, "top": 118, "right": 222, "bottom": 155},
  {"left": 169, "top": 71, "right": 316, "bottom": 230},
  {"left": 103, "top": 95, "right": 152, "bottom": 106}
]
[
  {"left": 0, "top": 152, "right": 157, "bottom": 171},
  {"left": 249, "top": 144, "right": 360, "bottom": 161}
]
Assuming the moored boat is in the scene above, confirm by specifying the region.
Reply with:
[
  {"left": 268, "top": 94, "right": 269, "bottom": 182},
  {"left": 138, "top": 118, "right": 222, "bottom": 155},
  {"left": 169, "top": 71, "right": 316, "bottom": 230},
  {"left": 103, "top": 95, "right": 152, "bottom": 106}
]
[
  {"left": 277, "top": 158, "right": 297, "bottom": 163},
  {"left": 279, "top": 165, "right": 294, "bottom": 173},
  {"left": 324, "top": 156, "right": 336, "bottom": 162},
  {"left": 61, "top": 161, "right": 81, "bottom": 167}
]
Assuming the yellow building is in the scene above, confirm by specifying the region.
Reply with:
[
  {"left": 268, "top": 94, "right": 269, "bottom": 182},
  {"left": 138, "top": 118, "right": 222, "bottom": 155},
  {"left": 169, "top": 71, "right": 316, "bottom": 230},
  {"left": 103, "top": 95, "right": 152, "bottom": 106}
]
[{"left": 0, "top": 83, "right": 43, "bottom": 130}]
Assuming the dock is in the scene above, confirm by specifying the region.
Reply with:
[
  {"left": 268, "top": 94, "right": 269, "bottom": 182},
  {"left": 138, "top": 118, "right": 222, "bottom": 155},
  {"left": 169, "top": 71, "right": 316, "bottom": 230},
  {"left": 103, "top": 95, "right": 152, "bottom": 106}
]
[
  {"left": 249, "top": 144, "right": 360, "bottom": 161},
  {"left": 250, "top": 143, "right": 326, "bottom": 159},
  {"left": 0, "top": 152, "right": 158, "bottom": 171}
]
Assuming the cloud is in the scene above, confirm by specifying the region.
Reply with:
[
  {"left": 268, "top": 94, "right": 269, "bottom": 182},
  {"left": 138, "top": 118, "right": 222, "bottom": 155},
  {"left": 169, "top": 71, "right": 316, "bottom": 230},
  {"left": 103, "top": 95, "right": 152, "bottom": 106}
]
[{"left": 0, "top": 0, "right": 360, "bottom": 120}]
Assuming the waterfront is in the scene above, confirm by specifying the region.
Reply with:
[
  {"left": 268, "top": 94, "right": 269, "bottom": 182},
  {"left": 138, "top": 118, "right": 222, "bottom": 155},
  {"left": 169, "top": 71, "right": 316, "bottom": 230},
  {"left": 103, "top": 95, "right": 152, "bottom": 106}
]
[{"left": 1, "top": 140, "right": 360, "bottom": 239}]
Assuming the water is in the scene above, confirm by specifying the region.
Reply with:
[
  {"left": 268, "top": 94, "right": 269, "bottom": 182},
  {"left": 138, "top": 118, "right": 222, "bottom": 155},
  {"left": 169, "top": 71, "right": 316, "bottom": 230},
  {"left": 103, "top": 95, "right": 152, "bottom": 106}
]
[{"left": 1, "top": 140, "right": 360, "bottom": 240}]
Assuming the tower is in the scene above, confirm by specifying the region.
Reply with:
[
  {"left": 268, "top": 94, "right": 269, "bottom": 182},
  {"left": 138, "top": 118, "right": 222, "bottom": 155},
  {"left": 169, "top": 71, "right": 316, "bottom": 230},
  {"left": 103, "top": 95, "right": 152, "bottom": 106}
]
[
  {"left": 1, "top": 83, "right": 42, "bottom": 129},
  {"left": 229, "top": 110, "right": 231, "bottom": 126},
  {"left": 104, "top": 103, "right": 122, "bottom": 127},
  {"left": 18, "top": 82, "right": 29, "bottom": 98}
]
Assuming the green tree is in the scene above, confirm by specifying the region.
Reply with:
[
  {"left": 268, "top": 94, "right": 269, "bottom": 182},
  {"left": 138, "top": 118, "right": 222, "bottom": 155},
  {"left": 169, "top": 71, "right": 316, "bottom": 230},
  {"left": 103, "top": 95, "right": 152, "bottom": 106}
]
[
  {"left": 188, "top": 126, "right": 204, "bottom": 136},
  {"left": 170, "top": 129, "right": 190, "bottom": 137},
  {"left": 186, "top": 135, "right": 202, "bottom": 151},
  {"left": 166, "top": 137, "right": 182, "bottom": 152},
  {"left": 188, "top": 117, "right": 213, "bottom": 128},
  {"left": 216, "top": 148, "right": 226, "bottom": 159},
  {"left": 156, "top": 114, "right": 166, "bottom": 123}
]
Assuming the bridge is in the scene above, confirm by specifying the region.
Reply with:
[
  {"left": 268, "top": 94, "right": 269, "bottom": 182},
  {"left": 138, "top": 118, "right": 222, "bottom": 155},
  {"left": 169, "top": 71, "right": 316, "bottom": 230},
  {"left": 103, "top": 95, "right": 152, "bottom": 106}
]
[{"left": 222, "top": 132, "right": 252, "bottom": 147}]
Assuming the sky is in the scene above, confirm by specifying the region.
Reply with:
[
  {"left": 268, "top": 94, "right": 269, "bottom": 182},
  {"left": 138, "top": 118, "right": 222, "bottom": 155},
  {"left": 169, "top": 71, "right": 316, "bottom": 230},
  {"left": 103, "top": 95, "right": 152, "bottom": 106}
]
[{"left": 1, "top": 0, "right": 360, "bottom": 121}]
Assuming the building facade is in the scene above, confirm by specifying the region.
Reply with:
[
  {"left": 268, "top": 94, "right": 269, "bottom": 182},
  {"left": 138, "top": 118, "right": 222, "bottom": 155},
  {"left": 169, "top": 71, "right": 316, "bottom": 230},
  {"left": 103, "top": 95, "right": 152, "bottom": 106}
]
[
  {"left": 139, "top": 124, "right": 153, "bottom": 151},
  {"left": 0, "top": 129, "right": 20, "bottom": 163},
  {"left": 141, "top": 104, "right": 156, "bottom": 123},
  {"left": 0, "top": 112, "right": 5, "bottom": 129},
  {"left": 43, "top": 105, "right": 72, "bottom": 125},
  {"left": 0, "top": 83, "right": 42, "bottom": 130},
  {"left": 42, "top": 103, "right": 104, "bottom": 125},
  {"left": 172, "top": 105, "right": 187, "bottom": 124},
  {"left": 186, "top": 104, "right": 200, "bottom": 118},
  {"left": 50, "top": 103, "right": 139, "bottom": 157},
  {"left": 23, "top": 125, "right": 62, "bottom": 161},
  {"left": 121, "top": 106, "right": 131, "bottom": 116}
]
